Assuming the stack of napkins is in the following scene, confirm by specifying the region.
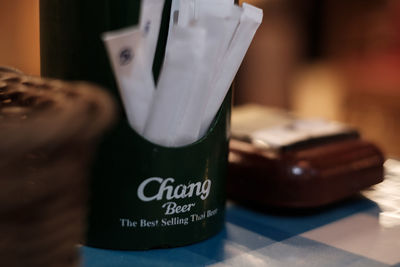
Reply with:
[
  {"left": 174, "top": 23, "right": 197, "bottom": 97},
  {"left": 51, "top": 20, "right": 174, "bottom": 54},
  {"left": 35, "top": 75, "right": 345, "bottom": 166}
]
[{"left": 103, "top": 0, "right": 263, "bottom": 147}]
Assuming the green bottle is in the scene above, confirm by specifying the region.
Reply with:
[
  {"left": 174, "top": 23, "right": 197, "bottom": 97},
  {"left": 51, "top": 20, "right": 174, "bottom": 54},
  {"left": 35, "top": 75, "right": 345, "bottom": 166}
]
[{"left": 40, "top": 0, "right": 231, "bottom": 250}]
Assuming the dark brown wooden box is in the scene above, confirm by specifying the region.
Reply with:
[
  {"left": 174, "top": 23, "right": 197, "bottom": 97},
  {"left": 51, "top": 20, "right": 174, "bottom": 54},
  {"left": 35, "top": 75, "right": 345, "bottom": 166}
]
[{"left": 228, "top": 137, "right": 384, "bottom": 208}]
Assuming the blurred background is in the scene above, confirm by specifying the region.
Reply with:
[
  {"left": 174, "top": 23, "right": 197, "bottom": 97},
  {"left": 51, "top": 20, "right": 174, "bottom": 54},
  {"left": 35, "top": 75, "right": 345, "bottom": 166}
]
[
  {"left": 0, "top": 1, "right": 40, "bottom": 76},
  {"left": 1, "top": 0, "right": 399, "bottom": 157}
]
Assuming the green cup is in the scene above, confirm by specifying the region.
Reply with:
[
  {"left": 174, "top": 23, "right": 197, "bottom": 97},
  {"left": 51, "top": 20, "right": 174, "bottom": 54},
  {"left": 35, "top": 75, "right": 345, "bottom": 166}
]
[
  {"left": 40, "top": 0, "right": 232, "bottom": 249},
  {"left": 87, "top": 92, "right": 231, "bottom": 250}
]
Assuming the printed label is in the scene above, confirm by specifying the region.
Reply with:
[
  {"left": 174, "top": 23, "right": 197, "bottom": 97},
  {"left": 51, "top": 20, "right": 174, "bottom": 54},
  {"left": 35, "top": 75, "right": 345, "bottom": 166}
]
[
  {"left": 119, "top": 177, "right": 218, "bottom": 229},
  {"left": 119, "top": 208, "right": 219, "bottom": 228},
  {"left": 137, "top": 177, "right": 211, "bottom": 202},
  {"left": 119, "top": 47, "right": 133, "bottom": 66}
]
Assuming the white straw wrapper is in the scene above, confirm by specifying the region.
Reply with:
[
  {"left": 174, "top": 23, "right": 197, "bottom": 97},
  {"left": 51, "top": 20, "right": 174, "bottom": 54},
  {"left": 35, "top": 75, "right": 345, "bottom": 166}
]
[
  {"left": 175, "top": 1, "right": 241, "bottom": 142},
  {"left": 139, "top": 0, "right": 166, "bottom": 71},
  {"left": 178, "top": 0, "right": 196, "bottom": 26},
  {"left": 194, "top": 0, "right": 235, "bottom": 19},
  {"left": 174, "top": 15, "right": 240, "bottom": 145},
  {"left": 169, "top": 0, "right": 181, "bottom": 33},
  {"left": 199, "top": 3, "right": 263, "bottom": 136},
  {"left": 144, "top": 25, "right": 206, "bottom": 147},
  {"left": 102, "top": 27, "right": 155, "bottom": 134}
]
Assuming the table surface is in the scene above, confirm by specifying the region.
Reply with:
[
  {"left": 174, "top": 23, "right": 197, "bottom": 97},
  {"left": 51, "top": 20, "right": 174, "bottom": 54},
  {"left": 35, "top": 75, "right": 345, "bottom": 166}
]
[{"left": 82, "top": 159, "right": 400, "bottom": 267}]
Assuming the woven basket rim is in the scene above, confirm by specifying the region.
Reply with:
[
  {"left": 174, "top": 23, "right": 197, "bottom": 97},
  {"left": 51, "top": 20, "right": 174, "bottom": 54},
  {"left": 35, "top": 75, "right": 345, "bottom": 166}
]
[{"left": 0, "top": 68, "right": 116, "bottom": 158}]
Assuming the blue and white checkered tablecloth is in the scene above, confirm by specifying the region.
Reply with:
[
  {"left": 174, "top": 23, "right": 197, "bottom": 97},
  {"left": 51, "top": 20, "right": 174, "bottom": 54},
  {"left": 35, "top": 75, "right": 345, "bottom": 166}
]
[{"left": 82, "top": 159, "right": 400, "bottom": 267}]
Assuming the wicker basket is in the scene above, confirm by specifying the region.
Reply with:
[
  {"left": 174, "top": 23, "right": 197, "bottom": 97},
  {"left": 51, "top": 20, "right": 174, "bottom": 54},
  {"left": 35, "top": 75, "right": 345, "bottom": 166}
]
[{"left": 0, "top": 67, "right": 115, "bottom": 267}]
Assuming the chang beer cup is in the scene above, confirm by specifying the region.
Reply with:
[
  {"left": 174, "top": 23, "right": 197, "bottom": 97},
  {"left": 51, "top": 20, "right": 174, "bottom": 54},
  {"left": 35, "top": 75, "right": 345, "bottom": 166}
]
[
  {"left": 88, "top": 91, "right": 231, "bottom": 250},
  {"left": 40, "top": 0, "right": 232, "bottom": 250}
]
